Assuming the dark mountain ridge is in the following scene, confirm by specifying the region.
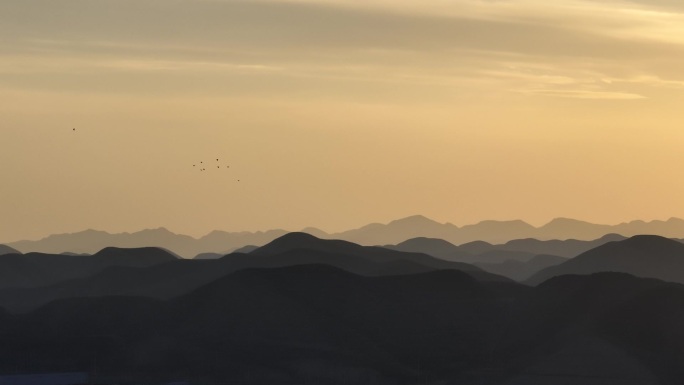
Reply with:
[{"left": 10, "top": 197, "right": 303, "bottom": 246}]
[
  {"left": 389, "top": 233, "right": 629, "bottom": 261},
  {"left": 0, "top": 233, "right": 507, "bottom": 313},
  {"left": 0, "top": 247, "right": 177, "bottom": 289},
  {"left": 251, "top": 232, "right": 505, "bottom": 281},
  {"left": 528, "top": 235, "right": 684, "bottom": 285},
  {"left": 7, "top": 216, "right": 684, "bottom": 257},
  {"left": 0, "top": 266, "right": 682, "bottom": 384},
  {"left": 0, "top": 245, "right": 20, "bottom": 256},
  {"left": 475, "top": 254, "right": 568, "bottom": 282}
]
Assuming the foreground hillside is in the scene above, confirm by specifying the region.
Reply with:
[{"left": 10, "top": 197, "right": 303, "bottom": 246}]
[
  {"left": 0, "top": 234, "right": 683, "bottom": 384},
  {"left": 0, "top": 266, "right": 680, "bottom": 384},
  {"left": 528, "top": 235, "right": 684, "bottom": 285},
  {"left": 0, "top": 233, "right": 506, "bottom": 313}
]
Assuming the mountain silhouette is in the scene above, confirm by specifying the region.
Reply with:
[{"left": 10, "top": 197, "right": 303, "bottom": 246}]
[
  {"left": 458, "top": 240, "right": 496, "bottom": 254},
  {"left": 475, "top": 254, "right": 568, "bottom": 281},
  {"left": 501, "top": 272, "right": 676, "bottom": 384},
  {"left": 7, "top": 217, "right": 684, "bottom": 258},
  {"left": 527, "top": 235, "right": 684, "bottom": 285},
  {"left": 0, "top": 245, "right": 20, "bottom": 256},
  {"left": 193, "top": 252, "right": 224, "bottom": 260},
  {"left": 384, "top": 237, "right": 472, "bottom": 261},
  {"left": 326, "top": 215, "right": 458, "bottom": 245},
  {"left": 333, "top": 216, "right": 684, "bottom": 245},
  {"left": 251, "top": 232, "right": 505, "bottom": 281},
  {"left": 0, "top": 265, "right": 523, "bottom": 383},
  {"left": 450, "top": 234, "right": 627, "bottom": 259},
  {"left": 6, "top": 228, "right": 287, "bottom": 258},
  {"left": 0, "top": 266, "right": 682, "bottom": 383},
  {"left": 193, "top": 245, "right": 259, "bottom": 259},
  {"left": 232, "top": 245, "right": 259, "bottom": 254},
  {"left": 0, "top": 234, "right": 508, "bottom": 313},
  {"left": 390, "top": 233, "right": 631, "bottom": 261},
  {"left": 0, "top": 247, "right": 177, "bottom": 290},
  {"left": 495, "top": 233, "right": 628, "bottom": 257}
]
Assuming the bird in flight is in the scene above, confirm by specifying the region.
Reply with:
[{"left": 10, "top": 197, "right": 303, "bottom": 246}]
[{"left": 192, "top": 158, "right": 236, "bottom": 180}]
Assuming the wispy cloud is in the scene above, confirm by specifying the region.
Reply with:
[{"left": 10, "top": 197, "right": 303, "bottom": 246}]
[
  {"left": 518, "top": 89, "right": 647, "bottom": 100},
  {"left": 2, "top": 0, "right": 684, "bottom": 101}
]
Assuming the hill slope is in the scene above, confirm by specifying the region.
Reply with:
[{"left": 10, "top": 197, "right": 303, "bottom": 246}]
[
  {"left": 1, "top": 267, "right": 683, "bottom": 383},
  {"left": 0, "top": 245, "right": 20, "bottom": 256},
  {"left": 0, "top": 247, "right": 177, "bottom": 289},
  {"left": 528, "top": 235, "right": 684, "bottom": 285},
  {"left": 0, "top": 234, "right": 508, "bottom": 313}
]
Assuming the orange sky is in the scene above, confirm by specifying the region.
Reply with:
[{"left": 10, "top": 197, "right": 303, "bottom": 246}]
[{"left": 2, "top": 0, "right": 684, "bottom": 242}]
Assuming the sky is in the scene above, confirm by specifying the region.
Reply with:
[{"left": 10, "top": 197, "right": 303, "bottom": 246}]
[{"left": 2, "top": 0, "right": 684, "bottom": 242}]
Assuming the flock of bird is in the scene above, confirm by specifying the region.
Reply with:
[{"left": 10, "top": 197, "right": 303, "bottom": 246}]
[
  {"left": 72, "top": 128, "right": 240, "bottom": 182},
  {"left": 195, "top": 160, "right": 241, "bottom": 182}
]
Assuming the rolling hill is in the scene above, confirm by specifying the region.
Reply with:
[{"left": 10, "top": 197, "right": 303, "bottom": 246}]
[
  {"left": 0, "top": 233, "right": 507, "bottom": 313},
  {"left": 0, "top": 247, "right": 178, "bottom": 289},
  {"left": 527, "top": 235, "right": 684, "bottom": 285},
  {"left": 0, "top": 245, "right": 20, "bottom": 256},
  {"left": 8, "top": 216, "right": 684, "bottom": 258},
  {"left": 0, "top": 266, "right": 682, "bottom": 384}
]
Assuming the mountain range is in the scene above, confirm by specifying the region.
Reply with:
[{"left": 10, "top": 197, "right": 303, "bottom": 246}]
[
  {"left": 0, "top": 233, "right": 507, "bottom": 313},
  {"left": 527, "top": 235, "right": 684, "bottom": 286},
  {"left": 1, "top": 232, "right": 684, "bottom": 382},
  {"left": 385, "top": 233, "right": 628, "bottom": 261},
  {"left": 6, "top": 215, "right": 684, "bottom": 258},
  {"left": 0, "top": 247, "right": 178, "bottom": 290},
  {"left": 0, "top": 245, "right": 20, "bottom": 256},
  {"left": 0, "top": 265, "right": 681, "bottom": 384},
  {"left": 5, "top": 233, "right": 684, "bottom": 313}
]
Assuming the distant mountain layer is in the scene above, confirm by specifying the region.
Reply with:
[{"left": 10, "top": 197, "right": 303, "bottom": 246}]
[
  {"left": 0, "top": 245, "right": 20, "bottom": 256},
  {"left": 527, "top": 235, "right": 684, "bottom": 285},
  {"left": 6, "top": 216, "right": 684, "bottom": 257},
  {"left": 475, "top": 254, "right": 568, "bottom": 282},
  {"left": 385, "top": 237, "right": 576, "bottom": 281},
  {"left": 337, "top": 215, "right": 684, "bottom": 246},
  {"left": 7, "top": 228, "right": 288, "bottom": 258},
  {"left": 387, "top": 233, "right": 627, "bottom": 260},
  {"left": 0, "top": 247, "right": 178, "bottom": 289},
  {"left": 1, "top": 266, "right": 683, "bottom": 384},
  {"left": 0, "top": 233, "right": 507, "bottom": 313}
]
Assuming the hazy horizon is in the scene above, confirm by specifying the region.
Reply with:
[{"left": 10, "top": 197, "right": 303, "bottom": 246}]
[
  {"left": 4, "top": 214, "right": 684, "bottom": 245},
  {"left": 3, "top": 0, "right": 684, "bottom": 242}
]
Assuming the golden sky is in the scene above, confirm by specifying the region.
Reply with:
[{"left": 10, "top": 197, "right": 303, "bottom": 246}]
[{"left": 2, "top": 0, "right": 684, "bottom": 242}]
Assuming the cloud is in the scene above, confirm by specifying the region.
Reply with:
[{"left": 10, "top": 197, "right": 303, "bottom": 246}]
[
  {"left": 518, "top": 89, "right": 646, "bottom": 100},
  {"left": 1, "top": 0, "right": 684, "bottom": 101}
]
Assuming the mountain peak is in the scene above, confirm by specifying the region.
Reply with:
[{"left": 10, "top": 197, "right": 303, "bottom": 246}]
[
  {"left": 389, "top": 215, "right": 441, "bottom": 226},
  {"left": 93, "top": 246, "right": 180, "bottom": 261},
  {"left": 0, "top": 244, "right": 21, "bottom": 256},
  {"left": 527, "top": 234, "right": 684, "bottom": 286},
  {"left": 544, "top": 217, "right": 596, "bottom": 227},
  {"left": 272, "top": 231, "right": 320, "bottom": 243},
  {"left": 252, "top": 232, "right": 327, "bottom": 255},
  {"left": 396, "top": 237, "right": 456, "bottom": 248},
  {"left": 619, "top": 234, "right": 679, "bottom": 249},
  {"left": 598, "top": 233, "right": 627, "bottom": 242},
  {"left": 136, "top": 227, "right": 176, "bottom": 235}
]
